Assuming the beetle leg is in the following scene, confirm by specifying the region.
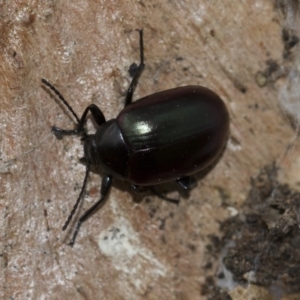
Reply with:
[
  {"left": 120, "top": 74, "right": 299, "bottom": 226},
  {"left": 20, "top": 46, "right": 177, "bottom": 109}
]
[
  {"left": 124, "top": 29, "right": 145, "bottom": 107},
  {"left": 68, "top": 174, "right": 112, "bottom": 246},
  {"left": 55, "top": 103, "right": 106, "bottom": 134},
  {"left": 42, "top": 79, "right": 106, "bottom": 137},
  {"left": 76, "top": 104, "right": 106, "bottom": 131},
  {"left": 176, "top": 176, "right": 197, "bottom": 190},
  {"left": 133, "top": 185, "right": 179, "bottom": 204},
  {"left": 51, "top": 104, "right": 106, "bottom": 138},
  {"left": 131, "top": 184, "right": 147, "bottom": 193},
  {"left": 150, "top": 187, "right": 179, "bottom": 205}
]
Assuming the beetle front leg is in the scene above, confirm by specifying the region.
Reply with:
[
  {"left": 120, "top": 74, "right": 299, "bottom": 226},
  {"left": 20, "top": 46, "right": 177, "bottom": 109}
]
[
  {"left": 42, "top": 79, "right": 106, "bottom": 138},
  {"left": 52, "top": 104, "right": 106, "bottom": 139},
  {"left": 51, "top": 127, "right": 81, "bottom": 139},
  {"left": 124, "top": 29, "right": 145, "bottom": 107},
  {"left": 68, "top": 174, "right": 112, "bottom": 246},
  {"left": 132, "top": 185, "right": 179, "bottom": 204}
]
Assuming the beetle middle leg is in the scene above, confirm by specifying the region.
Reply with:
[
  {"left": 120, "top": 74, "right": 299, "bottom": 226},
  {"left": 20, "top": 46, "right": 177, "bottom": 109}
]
[
  {"left": 150, "top": 187, "right": 180, "bottom": 204},
  {"left": 124, "top": 29, "right": 145, "bottom": 107},
  {"left": 131, "top": 184, "right": 179, "bottom": 204},
  {"left": 149, "top": 177, "right": 197, "bottom": 204}
]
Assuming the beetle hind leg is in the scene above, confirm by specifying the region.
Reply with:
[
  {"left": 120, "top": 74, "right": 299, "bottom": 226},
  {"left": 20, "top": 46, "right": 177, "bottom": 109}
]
[{"left": 131, "top": 184, "right": 179, "bottom": 204}]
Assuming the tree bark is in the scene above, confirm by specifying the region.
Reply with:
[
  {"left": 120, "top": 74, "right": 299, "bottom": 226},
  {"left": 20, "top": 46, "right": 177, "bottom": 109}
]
[{"left": 0, "top": 1, "right": 296, "bottom": 299}]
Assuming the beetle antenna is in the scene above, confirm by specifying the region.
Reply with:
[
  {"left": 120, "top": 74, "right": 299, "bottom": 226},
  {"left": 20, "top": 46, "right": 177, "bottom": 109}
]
[
  {"left": 62, "top": 164, "right": 90, "bottom": 231},
  {"left": 41, "top": 78, "right": 81, "bottom": 124},
  {"left": 137, "top": 28, "right": 144, "bottom": 65}
]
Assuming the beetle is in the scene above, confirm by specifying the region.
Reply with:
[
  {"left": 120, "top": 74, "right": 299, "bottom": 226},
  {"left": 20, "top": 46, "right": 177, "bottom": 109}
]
[{"left": 41, "top": 29, "right": 229, "bottom": 245}]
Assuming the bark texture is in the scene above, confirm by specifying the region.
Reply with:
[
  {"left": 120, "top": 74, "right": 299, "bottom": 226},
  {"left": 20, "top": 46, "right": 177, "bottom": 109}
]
[{"left": 0, "top": 1, "right": 297, "bottom": 299}]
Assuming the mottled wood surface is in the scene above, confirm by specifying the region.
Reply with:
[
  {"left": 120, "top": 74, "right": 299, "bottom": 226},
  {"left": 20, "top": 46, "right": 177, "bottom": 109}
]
[{"left": 0, "top": 1, "right": 296, "bottom": 299}]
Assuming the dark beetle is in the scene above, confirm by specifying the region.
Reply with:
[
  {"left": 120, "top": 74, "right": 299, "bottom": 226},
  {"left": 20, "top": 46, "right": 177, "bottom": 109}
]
[{"left": 42, "top": 30, "right": 229, "bottom": 245}]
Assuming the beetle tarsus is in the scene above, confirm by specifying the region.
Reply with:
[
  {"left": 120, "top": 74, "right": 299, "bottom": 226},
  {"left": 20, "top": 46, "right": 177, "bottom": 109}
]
[
  {"left": 52, "top": 126, "right": 80, "bottom": 139},
  {"left": 128, "top": 63, "right": 138, "bottom": 77}
]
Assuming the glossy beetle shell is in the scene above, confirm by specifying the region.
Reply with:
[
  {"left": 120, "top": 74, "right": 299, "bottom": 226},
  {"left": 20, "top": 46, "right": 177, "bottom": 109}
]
[{"left": 94, "top": 85, "right": 229, "bottom": 186}]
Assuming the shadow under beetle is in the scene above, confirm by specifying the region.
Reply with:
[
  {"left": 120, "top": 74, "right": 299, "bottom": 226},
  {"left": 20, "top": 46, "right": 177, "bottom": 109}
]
[{"left": 41, "top": 30, "right": 229, "bottom": 246}]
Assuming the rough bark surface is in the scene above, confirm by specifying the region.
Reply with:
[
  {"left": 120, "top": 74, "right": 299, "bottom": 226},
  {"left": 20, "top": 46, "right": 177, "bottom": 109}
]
[{"left": 0, "top": 1, "right": 297, "bottom": 299}]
